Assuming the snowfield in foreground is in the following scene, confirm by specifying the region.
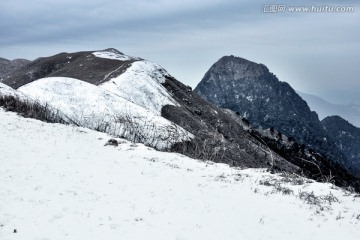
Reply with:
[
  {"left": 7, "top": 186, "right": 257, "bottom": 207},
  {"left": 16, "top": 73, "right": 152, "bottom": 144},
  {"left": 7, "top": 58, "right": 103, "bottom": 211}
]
[{"left": 0, "top": 109, "right": 359, "bottom": 240}]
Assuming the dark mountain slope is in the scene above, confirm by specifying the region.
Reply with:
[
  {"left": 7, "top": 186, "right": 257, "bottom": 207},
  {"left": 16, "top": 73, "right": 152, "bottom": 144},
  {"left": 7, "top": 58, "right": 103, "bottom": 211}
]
[
  {"left": 2, "top": 49, "right": 137, "bottom": 89},
  {"left": 161, "top": 76, "right": 295, "bottom": 171},
  {"left": 194, "top": 55, "right": 343, "bottom": 164},
  {"left": 163, "top": 76, "right": 359, "bottom": 190},
  {"left": 322, "top": 116, "right": 360, "bottom": 177},
  {"left": 0, "top": 57, "right": 31, "bottom": 79}
]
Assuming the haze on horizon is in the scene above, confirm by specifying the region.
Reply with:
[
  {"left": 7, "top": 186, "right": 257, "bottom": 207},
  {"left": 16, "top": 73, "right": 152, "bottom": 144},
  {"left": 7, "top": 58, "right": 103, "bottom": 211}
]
[{"left": 0, "top": 0, "right": 359, "bottom": 105}]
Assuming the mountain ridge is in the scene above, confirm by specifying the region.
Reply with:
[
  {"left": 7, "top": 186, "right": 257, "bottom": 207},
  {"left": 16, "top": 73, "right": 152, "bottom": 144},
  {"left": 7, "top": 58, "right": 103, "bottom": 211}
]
[
  {"left": 1, "top": 49, "right": 358, "bottom": 191},
  {"left": 0, "top": 57, "right": 31, "bottom": 79}
]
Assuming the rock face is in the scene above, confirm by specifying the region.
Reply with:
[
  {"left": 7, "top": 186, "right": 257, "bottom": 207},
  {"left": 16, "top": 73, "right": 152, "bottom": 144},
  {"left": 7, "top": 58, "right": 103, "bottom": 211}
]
[
  {"left": 0, "top": 57, "right": 31, "bottom": 79},
  {"left": 322, "top": 116, "right": 360, "bottom": 177},
  {"left": 194, "top": 55, "right": 341, "bottom": 162}
]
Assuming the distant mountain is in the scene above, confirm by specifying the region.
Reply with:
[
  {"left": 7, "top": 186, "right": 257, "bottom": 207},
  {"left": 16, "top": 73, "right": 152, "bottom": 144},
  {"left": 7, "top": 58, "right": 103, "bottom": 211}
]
[
  {"left": 194, "top": 55, "right": 341, "bottom": 161},
  {"left": 0, "top": 57, "right": 31, "bottom": 79},
  {"left": 297, "top": 91, "right": 360, "bottom": 128},
  {"left": 322, "top": 116, "right": 360, "bottom": 176}
]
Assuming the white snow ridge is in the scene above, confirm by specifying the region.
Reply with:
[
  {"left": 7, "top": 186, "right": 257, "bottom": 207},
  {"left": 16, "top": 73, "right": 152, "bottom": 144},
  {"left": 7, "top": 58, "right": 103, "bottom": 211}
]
[
  {"left": 18, "top": 77, "right": 192, "bottom": 150},
  {"left": 0, "top": 82, "right": 26, "bottom": 99},
  {"left": 100, "top": 60, "right": 179, "bottom": 115},
  {"left": 0, "top": 109, "right": 359, "bottom": 240}
]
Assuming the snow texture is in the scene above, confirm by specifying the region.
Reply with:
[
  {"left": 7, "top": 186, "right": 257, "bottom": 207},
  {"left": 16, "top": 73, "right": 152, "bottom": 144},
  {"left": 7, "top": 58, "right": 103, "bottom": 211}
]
[
  {"left": 18, "top": 77, "right": 192, "bottom": 149},
  {"left": 0, "top": 109, "right": 359, "bottom": 240},
  {"left": 0, "top": 82, "right": 25, "bottom": 99},
  {"left": 100, "top": 60, "right": 179, "bottom": 115},
  {"left": 92, "top": 49, "right": 140, "bottom": 61}
]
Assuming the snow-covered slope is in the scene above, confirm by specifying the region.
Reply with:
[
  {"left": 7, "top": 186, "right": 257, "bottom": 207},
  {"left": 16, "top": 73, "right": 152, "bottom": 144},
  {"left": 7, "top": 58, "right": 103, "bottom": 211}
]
[
  {"left": 18, "top": 77, "right": 192, "bottom": 149},
  {"left": 0, "top": 82, "right": 25, "bottom": 99},
  {"left": 99, "top": 60, "right": 179, "bottom": 115},
  {"left": 0, "top": 109, "right": 359, "bottom": 240}
]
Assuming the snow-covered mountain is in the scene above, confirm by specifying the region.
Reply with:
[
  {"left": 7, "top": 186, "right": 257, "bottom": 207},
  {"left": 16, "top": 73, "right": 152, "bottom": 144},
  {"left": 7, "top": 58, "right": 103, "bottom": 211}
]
[
  {"left": 297, "top": 91, "right": 360, "bottom": 128},
  {"left": 0, "top": 49, "right": 290, "bottom": 171},
  {"left": 18, "top": 77, "right": 192, "bottom": 150},
  {"left": 1, "top": 49, "right": 360, "bottom": 239},
  {"left": 1, "top": 49, "right": 359, "bottom": 191},
  {"left": 1, "top": 108, "right": 359, "bottom": 240}
]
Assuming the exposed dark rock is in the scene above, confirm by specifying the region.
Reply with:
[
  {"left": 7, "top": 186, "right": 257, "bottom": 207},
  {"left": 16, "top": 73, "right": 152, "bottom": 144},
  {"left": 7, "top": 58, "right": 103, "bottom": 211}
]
[
  {"left": 194, "top": 56, "right": 345, "bottom": 168},
  {"left": 105, "top": 138, "right": 119, "bottom": 147},
  {"left": 194, "top": 55, "right": 360, "bottom": 190},
  {"left": 162, "top": 75, "right": 300, "bottom": 172}
]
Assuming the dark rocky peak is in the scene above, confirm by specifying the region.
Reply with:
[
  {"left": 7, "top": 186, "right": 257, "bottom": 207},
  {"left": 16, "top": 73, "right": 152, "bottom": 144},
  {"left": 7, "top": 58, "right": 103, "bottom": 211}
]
[
  {"left": 195, "top": 55, "right": 345, "bottom": 171},
  {"left": 206, "top": 55, "right": 269, "bottom": 81}
]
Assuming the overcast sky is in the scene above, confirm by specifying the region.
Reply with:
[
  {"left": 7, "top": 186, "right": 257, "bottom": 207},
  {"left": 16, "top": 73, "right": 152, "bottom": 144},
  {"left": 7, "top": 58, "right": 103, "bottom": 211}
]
[{"left": 0, "top": 0, "right": 359, "bottom": 104}]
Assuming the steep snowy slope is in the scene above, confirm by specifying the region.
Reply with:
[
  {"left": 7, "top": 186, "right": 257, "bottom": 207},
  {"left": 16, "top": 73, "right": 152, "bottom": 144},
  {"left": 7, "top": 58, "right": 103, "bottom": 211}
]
[
  {"left": 0, "top": 109, "right": 359, "bottom": 240},
  {"left": 18, "top": 77, "right": 192, "bottom": 149},
  {"left": 99, "top": 60, "right": 179, "bottom": 115}
]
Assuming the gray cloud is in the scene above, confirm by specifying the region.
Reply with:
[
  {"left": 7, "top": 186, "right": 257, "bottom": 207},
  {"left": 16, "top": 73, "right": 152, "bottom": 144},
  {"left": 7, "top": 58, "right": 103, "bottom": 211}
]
[{"left": 0, "top": 0, "right": 359, "bottom": 104}]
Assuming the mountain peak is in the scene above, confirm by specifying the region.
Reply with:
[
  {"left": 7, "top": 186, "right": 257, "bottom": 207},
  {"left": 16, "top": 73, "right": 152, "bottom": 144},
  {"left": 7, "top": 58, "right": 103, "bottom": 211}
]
[
  {"left": 211, "top": 55, "right": 269, "bottom": 79},
  {"left": 195, "top": 55, "right": 342, "bottom": 165},
  {"left": 100, "top": 48, "right": 125, "bottom": 55}
]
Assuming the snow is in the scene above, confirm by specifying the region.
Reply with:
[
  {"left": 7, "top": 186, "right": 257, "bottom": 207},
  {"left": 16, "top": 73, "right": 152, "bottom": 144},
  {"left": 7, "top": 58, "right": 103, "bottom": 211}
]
[
  {"left": 92, "top": 50, "right": 140, "bottom": 61},
  {"left": 1, "top": 109, "right": 359, "bottom": 240},
  {"left": 0, "top": 82, "right": 25, "bottom": 99},
  {"left": 246, "top": 95, "right": 254, "bottom": 102},
  {"left": 99, "top": 60, "right": 179, "bottom": 115},
  {"left": 18, "top": 77, "right": 192, "bottom": 149}
]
